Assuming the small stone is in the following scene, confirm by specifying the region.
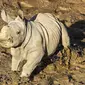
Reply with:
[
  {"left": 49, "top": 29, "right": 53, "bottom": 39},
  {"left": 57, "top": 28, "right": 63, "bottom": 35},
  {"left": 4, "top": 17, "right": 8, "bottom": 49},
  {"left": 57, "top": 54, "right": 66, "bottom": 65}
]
[
  {"left": 81, "top": 38, "right": 85, "bottom": 42},
  {"left": 65, "top": 21, "right": 72, "bottom": 27},
  {"left": 65, "top": 17, "right": 72, "bottom": 27},
  {"left": 53, "top": 80, "right": 60, "bottom": 85}
]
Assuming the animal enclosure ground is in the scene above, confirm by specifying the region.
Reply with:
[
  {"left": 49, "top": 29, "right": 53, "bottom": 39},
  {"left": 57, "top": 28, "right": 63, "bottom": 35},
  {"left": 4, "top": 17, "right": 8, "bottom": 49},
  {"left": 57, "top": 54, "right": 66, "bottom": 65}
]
[{"left": 0, "top": 0, "right": 85, "bottom": 85}]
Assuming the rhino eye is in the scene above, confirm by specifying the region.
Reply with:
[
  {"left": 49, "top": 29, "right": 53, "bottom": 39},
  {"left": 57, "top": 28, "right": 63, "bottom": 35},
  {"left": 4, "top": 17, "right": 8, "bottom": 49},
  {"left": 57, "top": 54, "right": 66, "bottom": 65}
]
[{"left": 16, "top": 31, "right": 21, "bottom": 34}]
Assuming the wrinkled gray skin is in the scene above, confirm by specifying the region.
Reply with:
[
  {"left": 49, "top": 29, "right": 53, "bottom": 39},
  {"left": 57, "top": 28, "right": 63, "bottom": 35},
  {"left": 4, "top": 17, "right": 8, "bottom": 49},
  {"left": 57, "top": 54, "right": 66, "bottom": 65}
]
[{"left": 0, "top": 10, "right": 70, "bottom": 77}]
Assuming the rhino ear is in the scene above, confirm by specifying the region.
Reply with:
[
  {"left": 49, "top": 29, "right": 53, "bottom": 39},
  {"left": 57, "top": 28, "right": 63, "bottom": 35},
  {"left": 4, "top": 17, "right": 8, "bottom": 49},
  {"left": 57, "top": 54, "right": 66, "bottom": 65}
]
[
  {"left": 15, "top": 9, "right": 24, "bottom": 21},
  {"left": 18, "top": 9, "right": 24, "bottom": 19},
  {"left": 1, "top": 9, "right": 13, "bottom": 23}
]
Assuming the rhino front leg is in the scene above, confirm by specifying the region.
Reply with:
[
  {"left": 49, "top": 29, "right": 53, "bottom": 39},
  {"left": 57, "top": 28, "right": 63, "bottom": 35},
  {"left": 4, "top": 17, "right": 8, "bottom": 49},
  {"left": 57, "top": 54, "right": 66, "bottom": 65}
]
[
  {"left": 11, "top": 47, "right": 21, "bottom": 71},
  {"left": 20, "top": 49, "right": 44, "bottom": 77},
  {"left": 11, "top": 57, "right": 21, "bottom": 71}
]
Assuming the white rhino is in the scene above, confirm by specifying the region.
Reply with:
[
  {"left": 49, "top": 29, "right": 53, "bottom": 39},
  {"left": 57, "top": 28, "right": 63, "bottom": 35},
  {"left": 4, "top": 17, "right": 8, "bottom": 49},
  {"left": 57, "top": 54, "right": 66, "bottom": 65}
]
[{"left": 0, "top": 10, "right": 70, "bottom": 77}]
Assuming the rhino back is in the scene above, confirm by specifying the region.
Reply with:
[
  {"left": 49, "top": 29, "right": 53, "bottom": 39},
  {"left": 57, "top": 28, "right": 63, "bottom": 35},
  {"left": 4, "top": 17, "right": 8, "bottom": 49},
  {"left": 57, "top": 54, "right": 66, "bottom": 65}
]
[{"left": 34, "top": 13, "right": 61, "bottom": 55}]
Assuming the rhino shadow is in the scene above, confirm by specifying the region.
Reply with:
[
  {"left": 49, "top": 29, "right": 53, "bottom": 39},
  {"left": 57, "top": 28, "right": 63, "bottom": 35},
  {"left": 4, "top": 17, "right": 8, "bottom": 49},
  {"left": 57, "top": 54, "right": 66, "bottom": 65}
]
[{"left": 68, "top": 20, "right": 85, "bottom": 48}]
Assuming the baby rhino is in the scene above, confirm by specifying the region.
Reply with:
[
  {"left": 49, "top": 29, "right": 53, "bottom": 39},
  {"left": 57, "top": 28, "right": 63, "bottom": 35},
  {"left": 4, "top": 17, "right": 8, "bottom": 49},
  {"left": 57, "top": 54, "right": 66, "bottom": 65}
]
[{"left": 0, "top": 10, "right": 70, "bottom": 77}]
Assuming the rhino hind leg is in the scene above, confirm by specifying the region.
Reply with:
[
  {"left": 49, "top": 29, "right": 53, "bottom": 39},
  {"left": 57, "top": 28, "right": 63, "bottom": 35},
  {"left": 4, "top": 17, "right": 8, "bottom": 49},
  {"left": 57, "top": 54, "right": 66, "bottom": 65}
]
[{"left": 60, "top": 47, "right": 71, "bottom": 68}]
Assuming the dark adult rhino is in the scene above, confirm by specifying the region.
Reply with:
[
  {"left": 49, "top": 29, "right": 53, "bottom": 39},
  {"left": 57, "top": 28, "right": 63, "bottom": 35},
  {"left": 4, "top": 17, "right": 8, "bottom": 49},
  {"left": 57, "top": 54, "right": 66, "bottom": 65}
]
[{"left": 0, "top": 9, "right": 70, "bottom": 77}]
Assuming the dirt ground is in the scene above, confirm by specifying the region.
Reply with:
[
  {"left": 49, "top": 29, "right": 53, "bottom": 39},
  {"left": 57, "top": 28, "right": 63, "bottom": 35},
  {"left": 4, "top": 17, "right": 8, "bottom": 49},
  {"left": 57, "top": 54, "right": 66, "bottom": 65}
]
[{"left": 0, "top": 0, "right": 85, "bottom": 85}]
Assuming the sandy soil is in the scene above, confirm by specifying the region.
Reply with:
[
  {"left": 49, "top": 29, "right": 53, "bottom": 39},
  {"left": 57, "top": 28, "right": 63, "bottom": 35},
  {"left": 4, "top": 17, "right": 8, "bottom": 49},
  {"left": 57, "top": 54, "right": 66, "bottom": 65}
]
[{"left": 0, "top": 0, "right": 85, "bottom": 85}]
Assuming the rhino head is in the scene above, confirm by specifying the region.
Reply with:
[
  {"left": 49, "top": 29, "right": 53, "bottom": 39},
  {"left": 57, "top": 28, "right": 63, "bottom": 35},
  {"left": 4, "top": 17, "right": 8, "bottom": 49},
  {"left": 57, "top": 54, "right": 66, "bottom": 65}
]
[{"left": 0, "top": 10, "right": 26, "bottom": 48}]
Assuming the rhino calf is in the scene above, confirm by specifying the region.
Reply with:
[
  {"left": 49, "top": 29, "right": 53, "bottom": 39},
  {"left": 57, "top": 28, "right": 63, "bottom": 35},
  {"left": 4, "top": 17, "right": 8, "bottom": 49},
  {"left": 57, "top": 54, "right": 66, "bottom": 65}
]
[{"left": 0, "top": 10, "right": 70, "bottom": 77}]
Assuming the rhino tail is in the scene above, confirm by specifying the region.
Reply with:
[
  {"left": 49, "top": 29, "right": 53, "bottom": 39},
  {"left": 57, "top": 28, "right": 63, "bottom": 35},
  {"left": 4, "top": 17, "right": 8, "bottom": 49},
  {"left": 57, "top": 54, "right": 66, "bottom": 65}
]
[{"left": 60, "top": 22, "right": 70, "bottom": 48}]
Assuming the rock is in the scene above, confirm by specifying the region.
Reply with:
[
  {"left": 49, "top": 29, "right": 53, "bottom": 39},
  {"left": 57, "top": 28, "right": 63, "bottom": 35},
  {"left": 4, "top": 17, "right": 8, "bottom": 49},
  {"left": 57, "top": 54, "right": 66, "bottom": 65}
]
[
  {"left": 43, "top": 64, "right": 55, "bottom": 73},
  {"left": 71, "top": 71, "right": 85, "bottom": 83},
  {"left": 82, "top": 0, "right": 85, "bottom": 2},
  {"left": 18, "top": 2, "right": 34, "bottom": 9},
  {"left": 53, "top": 80, "right": 60, "bottom": 85},
  {"left": 61, "top": 80, "right": 73, "bottom": 85},
  {"left": 66, "top": 0, "right": 82, "bottom": 4},
  {"left": 36, "top": 0, "right": 50, "bottom": 8},
  {"left": 59, "top": 6, "right": 71, "bottom": 11},
  {"left": 77, "top": 6, "right": 85, "bottom": 14},
  {"left": 39, "top": 79, "right": 49, "bottom": 85},
  {"left": 57, "top": 76, "right": 74, "bottom": 85}
]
